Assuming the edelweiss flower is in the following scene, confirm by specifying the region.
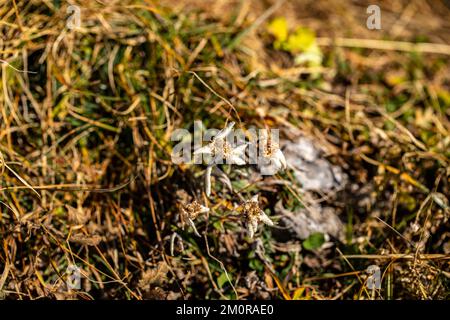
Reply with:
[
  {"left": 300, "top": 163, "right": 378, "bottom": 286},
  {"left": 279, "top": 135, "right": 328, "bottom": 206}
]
[
  {"left": 180, "top": 200, "right": 209, "bottom": 237},
  {"left": 194, "top": 121, "right": 247, "bottom": 165},
  {"left": 239, "top": 195, "right": 274, "bottom": 239},
  {"left": 258, "top": 130, "right": 286, "bottom": 175},
  {"left": 194, "top": 122, "right": 247, "bottom": 196}
]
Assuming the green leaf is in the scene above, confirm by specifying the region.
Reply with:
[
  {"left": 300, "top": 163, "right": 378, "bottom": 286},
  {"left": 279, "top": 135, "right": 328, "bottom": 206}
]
[
  {"left": 302, "top": 232, "right": 325, "bottom": 250},
  {"left": 212, "top": 220, "right": 224, "bottom": 232},
  {"left": 217, "top": 272, "right": 229, "bottom": 289},
  {"left": 231, "top": 179, "right": 249, "bottom": 190},
  {"left": 249, "top": 258, "right": 264, "bottom": 272}
]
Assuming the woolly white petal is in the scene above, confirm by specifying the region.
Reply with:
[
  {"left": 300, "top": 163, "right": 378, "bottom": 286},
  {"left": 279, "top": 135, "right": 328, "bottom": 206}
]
[
  {"left": 170, "top": 233, "right": 176, "bottom": 256},
  {"left": 232, "top": 143, "right": 248, "bottom": 156},
  {"left": 271, "top": 157, "right": 282, "bottom": 170},
  {"left": 251, "top": 194, "right": 259, "bottom": 203},
  {"left": 194, "top": 145, "right": 213, "bottom": 155},
  {"left": 215, "top": 121, "right": 235, "bottom": 140},
  {"left": 188, "top": 218, "right": 201, "bottom": 237},
  {"left": 198, "top": 204, "right": 210, "bottom": 214},
  {"left": 260, "top": 211, "right": 274, "bottom": 226},
  {"left": 248, "top": 223, "right": 255, "bottom": 239},
  {"left": 259, "top": 129, "right": 269, "bottom": 141},
  {"left": 229, "top": 155, "right": 246, "bottom": 165},
  {"left": 275, "top": 149, "right": 287, "bottom": 169},
  {"left": 205, "top": 165, "right": 213, "bottom": 197},
  {"left": 252, "top": 220, "right": 259, "bottom": 234}
]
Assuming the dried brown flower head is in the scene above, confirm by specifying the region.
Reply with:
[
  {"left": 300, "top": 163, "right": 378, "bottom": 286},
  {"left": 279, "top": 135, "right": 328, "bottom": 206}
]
[{"left": 239, "top": 195, "right": 274, "bottom": 239}]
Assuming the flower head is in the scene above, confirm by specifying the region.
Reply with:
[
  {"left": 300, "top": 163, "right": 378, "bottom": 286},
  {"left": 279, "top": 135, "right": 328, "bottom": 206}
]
[
  {"left": 258, "top": 130, "right": 286, "bottom": 175},
  {"left": 194, "top": 122, "right": 247, "bottom": 165},
  {"left": 194, "top": 121, "right": 247, "bottom": 196},
  {"left": 239, "top": 195, "right": 274, "bottom": 239},
  {"left": 180, "top": 200, "right": 209, "bottom": 237}
]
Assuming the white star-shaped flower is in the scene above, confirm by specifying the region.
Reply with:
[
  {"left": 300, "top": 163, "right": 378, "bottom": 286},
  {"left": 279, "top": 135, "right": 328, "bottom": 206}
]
[
  {"left": 194, "top": 122, "right": 247, "bottom": 196},
  {"left": 258, "top": 130, "right": 286, "bottom": 175},
  {"left": 194, "top": 121, "right": 247, "bottom": 165},
  {"left": 238, "top": 195, "right": 274, "bottom": 239},
  {"left": 180, "top": 200, "right": 209, "bottom": 237}
]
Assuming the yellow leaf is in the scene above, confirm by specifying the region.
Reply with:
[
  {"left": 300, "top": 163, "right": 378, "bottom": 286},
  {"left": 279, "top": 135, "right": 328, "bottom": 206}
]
[
  {"left": 292, "top": 287, "right": 306, "bottom": 300},
  {"left": 270, "top": 271, "right": 292, "bottom": 300}
]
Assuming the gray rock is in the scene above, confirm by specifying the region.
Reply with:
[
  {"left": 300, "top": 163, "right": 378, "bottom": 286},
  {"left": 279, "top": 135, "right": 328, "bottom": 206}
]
[
  {"left": 274, "top": 136, "right": 347, "bottom": 242},
  {"left": 275, "top": 201, "right": 344, "bottom": 241},
  {"left": 283, "top": 137, "right": 347, "bottom": 192}
]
